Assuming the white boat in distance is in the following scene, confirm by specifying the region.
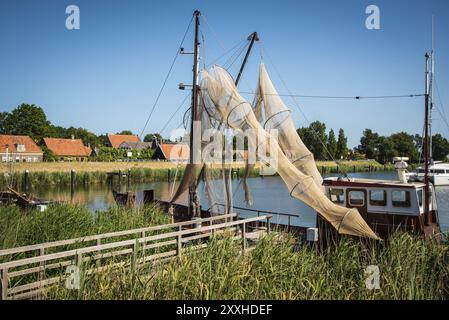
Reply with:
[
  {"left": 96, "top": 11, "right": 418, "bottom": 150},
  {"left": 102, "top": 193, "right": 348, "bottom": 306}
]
[{"left": 410, "top": 162, "right": 449, "bottom": 186}]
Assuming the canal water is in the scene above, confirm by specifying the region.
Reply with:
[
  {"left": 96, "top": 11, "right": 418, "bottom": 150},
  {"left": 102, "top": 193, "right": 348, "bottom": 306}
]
[{"left": 32, "top": 171, "right": 449, "bottom": 234}]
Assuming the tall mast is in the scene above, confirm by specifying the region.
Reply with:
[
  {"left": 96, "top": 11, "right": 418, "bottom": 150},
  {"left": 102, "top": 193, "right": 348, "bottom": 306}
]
[
  {"left": 424, "top": 52, "right": 430, "bottom": 223},
  {"left": 188, "top": 10, "right": 201, "bottom": 217},
  {"left": 235, "top": 32, "right": 259, "bottom": 86},
  {"left": 429, "top": 16, "right": 435, "bottom": 163}
]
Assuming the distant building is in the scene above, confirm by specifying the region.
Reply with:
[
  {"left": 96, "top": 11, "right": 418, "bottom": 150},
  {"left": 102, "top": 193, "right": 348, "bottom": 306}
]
[
  {"left": 43, "top": 137, "right": 91, "bottom": 162},
  {"left": 105, "top": 133, "right": 140, "bottom": 149},
  {"left": 118, "top": 141, "right": 152, "bottom": 150},
  {"left": 152, "top": 143, "right": 189, "bottom": 162},
  {"left": 0, "top": 134, "right": 43, "bottom": 162}
]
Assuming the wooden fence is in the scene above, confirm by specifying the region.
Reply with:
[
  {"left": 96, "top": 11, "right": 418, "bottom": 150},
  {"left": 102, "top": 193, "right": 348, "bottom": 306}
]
[{"left": 0, "top": 214, "right": 271, "bottom": 300}]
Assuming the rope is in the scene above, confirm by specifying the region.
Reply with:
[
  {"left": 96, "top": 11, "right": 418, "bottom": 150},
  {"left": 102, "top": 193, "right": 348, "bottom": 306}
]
[
  {"left": 240, "top": 92, "right": 425, "bottom": 100},
  {"left": 137, "top": 14, "right": 194, "bottom": 141},
  {"left": 158, "top": 93, "right": 191, "bottom": 136}
]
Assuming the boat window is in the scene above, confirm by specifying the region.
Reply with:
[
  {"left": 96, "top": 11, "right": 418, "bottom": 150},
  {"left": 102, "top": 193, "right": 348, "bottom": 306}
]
[
  {"left": 434, "top": 169, "right": 445, "bottom": 174},
  {"left": 417, "top": 169, "right": 425, "bottom": 173},
  {"left": 369, "top": 190, "right": 386, "bottom": 206},
  {"left": 349, "top": 191, "right": 365, "bottom": 206},
  {"left": 329, "top": 188, "right": 345, "bottom": 204},
  {"left": 417, "top": 189, "right": 423, "bottom": 207},
  {"left": 392, "top": 190, "right": 411, "bottom": 207}
]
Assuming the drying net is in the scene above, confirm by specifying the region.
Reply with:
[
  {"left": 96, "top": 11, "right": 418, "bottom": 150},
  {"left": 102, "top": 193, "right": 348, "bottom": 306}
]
[{"left": 199, "top": 65, "right": 379, "bottom": 239}]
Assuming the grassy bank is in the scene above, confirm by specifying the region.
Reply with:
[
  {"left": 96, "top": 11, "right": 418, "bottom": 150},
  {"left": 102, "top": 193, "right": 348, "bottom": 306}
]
[
  {"left": 0, "top": 204, "right": 169, "bottom": 253},
  {"left": 46, "top": 232, "right": 449, "bottom": 300},
  {"left": 0, "top": 160, "right": 392, "bottom": 190}
]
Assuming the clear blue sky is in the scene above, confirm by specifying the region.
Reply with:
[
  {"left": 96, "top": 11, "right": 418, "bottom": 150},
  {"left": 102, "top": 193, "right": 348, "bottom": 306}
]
[{"left": 1, "top": 0, "right": 448, "bottom": 147}]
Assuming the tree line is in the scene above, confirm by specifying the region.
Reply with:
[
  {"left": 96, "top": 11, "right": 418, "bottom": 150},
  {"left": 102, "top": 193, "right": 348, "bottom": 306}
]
[{"left": 297, "top": 121, "right": 449, "bottom": 164}]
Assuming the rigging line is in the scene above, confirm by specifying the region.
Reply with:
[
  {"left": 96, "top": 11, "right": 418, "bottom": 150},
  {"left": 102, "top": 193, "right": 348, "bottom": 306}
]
[
  {"left": 225, "top": 41, "right": 249, "bottom": 71},
  {"left": 258, "top": 41, "right": 338, "bottom": 163},
  {"left": 138, "top": 14, "right": 194, "bottom": 140},
  {"left": 239, "top": 91, "right": 425, "bottom": 100},
  {"left": 222, "top": 40, "right": 247, "bottom": 70},
  {"left": 158, "top": 93, "right": 191, "bottom": 136},
  {"left": 206, "top": 38, "right": 248, "bottom": 68}
]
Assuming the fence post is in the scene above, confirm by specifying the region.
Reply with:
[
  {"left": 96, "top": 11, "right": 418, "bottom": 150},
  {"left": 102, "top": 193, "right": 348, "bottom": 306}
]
[
  {"left": 288, "top": 216, "right": 291, "bottom": 232},
  {"left": 176, "top": 226, "right": 182, "bottom": 260},
  {"left": 241, "top": 223, "right": 247, "bottom": 254},
  {"left": 39, "top": 248, "right": 45, "bottom": 283},
  {"left": 1, "top": 268, "right": 8, "bottom": 300},
  {"left": 266, "top": 217, "right": 271, "bottom": 234}
]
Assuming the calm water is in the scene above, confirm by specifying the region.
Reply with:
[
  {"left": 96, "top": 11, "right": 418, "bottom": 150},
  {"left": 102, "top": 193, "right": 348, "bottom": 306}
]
[{"left": 32, "top": 171, "right": 449, "bottom": 234}]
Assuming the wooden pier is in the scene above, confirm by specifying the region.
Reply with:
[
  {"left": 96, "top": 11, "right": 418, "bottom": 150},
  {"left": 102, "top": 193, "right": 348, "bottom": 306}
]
[{"left": 0, "top": 213, "right": 271, "bottom": 300}]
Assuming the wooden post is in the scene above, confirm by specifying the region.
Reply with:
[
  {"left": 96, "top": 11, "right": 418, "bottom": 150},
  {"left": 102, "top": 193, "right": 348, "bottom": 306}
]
[
  {"left": 177, "top": 226, "right": 182, "bottom": 259},
  {"left": 168, "top": 168, "right": 171, "bottom": 183},
  {"left": 118, "top": 169, "right": 122, "bottom": 185},
  {"left": 127, "top": 169, "right": 131, "bottom": 188},
  {"left": 241, "top": 223, "right": 247, "bottom": 254},
  {"left": 1, "top": 268, "right": 8, "bottom": 300},
  {"left": 266, "top": 217, "right": 271, "bottom": 234},
  {"left": 71, "top": 169, "right": 76, "bottom": 202},
  {"left": 24, "top": 169, "right": 30, "bottom": 193}
]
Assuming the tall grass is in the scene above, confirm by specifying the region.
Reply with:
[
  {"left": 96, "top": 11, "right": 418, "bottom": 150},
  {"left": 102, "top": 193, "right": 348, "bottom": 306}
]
[
  {"left": 0, "top": 204, "right": 169, "bottom": 252},
  {"left": 46, "top": 232, "right": 449, "bottom": 300}
]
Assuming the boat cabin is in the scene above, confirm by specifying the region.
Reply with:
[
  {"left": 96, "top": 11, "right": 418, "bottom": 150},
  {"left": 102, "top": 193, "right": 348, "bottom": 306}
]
[{"left": 319, "top": 177, "right": 440, "bottom": 239}]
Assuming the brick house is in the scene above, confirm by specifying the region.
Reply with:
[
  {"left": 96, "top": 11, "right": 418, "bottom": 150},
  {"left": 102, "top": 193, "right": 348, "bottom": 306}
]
[
  {"left": 105, "top": 134, "right": 140, "bottom": 149},
  {"left": 0, "top": 134, "right": 43, "bottom": 162},
  {"left": 43, "top": 137, "right": 91, "bottom": 162}
]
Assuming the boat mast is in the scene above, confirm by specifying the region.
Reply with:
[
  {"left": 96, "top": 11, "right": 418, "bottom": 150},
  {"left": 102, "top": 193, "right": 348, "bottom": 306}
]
[
  {"left": 424, "top": 52, "right": 430, "bottom": 222},
  {"left": 235, "top": 32, "right": 259, "bottom": 86},
  {"left": 188, "top": 10, "right": 201, "bottom": 217},
  {"left": 429, "top": 16, "right": 435, "bottom": 164}
]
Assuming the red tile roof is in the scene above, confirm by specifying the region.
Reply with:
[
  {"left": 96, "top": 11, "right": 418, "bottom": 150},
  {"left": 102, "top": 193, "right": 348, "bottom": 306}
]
[
  {"left": 0, "top": 135, "right": 43, "bottom": 153},
  {"left": 44, "top": 138, "right": 90, "bottom": 157},
  {"left": 107, "top": 134, "right": 140, "bottom": 149},
  {"left": 159, "top": 143, "right": 189, "bottom": 161}
]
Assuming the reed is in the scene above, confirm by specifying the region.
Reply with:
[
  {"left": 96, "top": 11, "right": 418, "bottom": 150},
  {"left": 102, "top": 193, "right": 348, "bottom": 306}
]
[
  {"left": 0, "top": 203, "right": 169, "bottom": 253},
  {"left": 46, "top": 231, "right": 449, "bottom": 300}
]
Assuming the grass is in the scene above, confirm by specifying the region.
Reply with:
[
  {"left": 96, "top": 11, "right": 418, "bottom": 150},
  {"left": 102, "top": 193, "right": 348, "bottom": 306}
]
[
  {"left": 45, "top": 231, "right": 449, "bottom": 300},
  {"left": 0, "top": 203, "right": 169, "bottom": 252}
]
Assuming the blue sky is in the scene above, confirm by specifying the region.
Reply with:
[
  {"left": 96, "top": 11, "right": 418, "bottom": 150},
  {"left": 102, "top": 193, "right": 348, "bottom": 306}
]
[{"left": 0, "top": 0, "right": 448, "bottom": 147}]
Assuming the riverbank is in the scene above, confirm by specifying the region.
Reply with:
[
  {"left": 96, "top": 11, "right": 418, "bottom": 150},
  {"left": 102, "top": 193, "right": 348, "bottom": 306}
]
[{"left": 0, "top": 160, "right": 392, "bottom": 189}]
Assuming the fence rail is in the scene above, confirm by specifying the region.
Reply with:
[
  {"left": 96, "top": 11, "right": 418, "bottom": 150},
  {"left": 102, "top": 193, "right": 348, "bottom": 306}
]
[{"left": 0, "top": 214, "right": 271, "bottom": 300}]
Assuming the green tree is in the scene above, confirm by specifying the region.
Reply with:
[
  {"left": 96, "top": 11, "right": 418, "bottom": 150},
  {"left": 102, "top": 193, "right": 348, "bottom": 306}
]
[
  {"left": 327, "top": 129, "right": 337, "bottom": 160},
  {"left": 389, "top": 132, "right": 419, "bottom": 162},
  {"left": 144, "top": 133, "right": 162, "bottom": 143},
  {"left": 0, "top": 112, "right": 8, "bottom": 134},
  {"left": 297, "top": 121, "right": 328, "bottom": 160},
  {"left": 358, "top": 129, "right": 379, "bottom": 159},
  {"left": 2, "top": 104, "right": 50, "bottom": 140},
  {"left": 431, "top": 134, "right": 449, "bottom": 161},
  {"left": 377, "top": 136, "right": 396, "bottom": 164},
  {"left": 117, "top": 130, "right": 133, "bottom": 135},
  {"left": 336, "top": 128, "right": 348, "bottom": 160}
]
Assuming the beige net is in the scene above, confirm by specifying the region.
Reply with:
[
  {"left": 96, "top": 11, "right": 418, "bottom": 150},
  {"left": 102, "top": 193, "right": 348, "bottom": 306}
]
[{"left": 200, "top": 65, "right": 379, "bottom": 240}]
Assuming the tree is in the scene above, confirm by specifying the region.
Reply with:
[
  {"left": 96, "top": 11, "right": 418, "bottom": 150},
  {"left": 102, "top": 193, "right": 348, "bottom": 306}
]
[
  {"left": 144, "top": 133, "right": 162, "bottom": 143},
  {"left": 389, "top": 132, "right": 419, "bottom": 162},
  {"left": 336, "top": 128, "right": 348, "bottom": 160},
  {"left": 327, "top": 129, "right": 337, "bottom": 160},
  {"left": 0, "top": 112, "right": 8, "bottom": 134},
  {"left": 1, "top": 104, "right": 50, "bottom": 140},
  {"left": 117, "top": 130, "right": 133, "bottom": 135},
  {"left": 431, "top": 134, "right": 449, "bottom": 161},
  {"left": 377, "top": 136, "right": 396, "bottom": 164},
  {"left": 358, "top": 129, "right": 379, "bottom": 159},
  {"left": 297, "top": 121, "right": 328, "bottom": 160}
]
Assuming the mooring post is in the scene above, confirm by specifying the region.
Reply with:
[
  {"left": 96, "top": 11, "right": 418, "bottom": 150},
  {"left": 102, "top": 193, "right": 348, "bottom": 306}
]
[
  {"left": 168, "top": 168, "right": 171, "bottom": 183},
  {"left": 70, "top": 169, "right": 76, "bottom": 201},
  {"left": 241, "top": 223, "right": 247, "bottom": 254},
  {"left": 24, "top": 170, "right": 29, "bottom": 193},
  {"left": 127, "top": 168, "right": 131, "bottom": 188},
  {"left": 118, "top": 169, "right": 122, "bottom": 185}
]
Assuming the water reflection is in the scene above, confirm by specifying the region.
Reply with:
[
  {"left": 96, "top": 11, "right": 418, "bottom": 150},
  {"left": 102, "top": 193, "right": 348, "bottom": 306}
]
[{"left": 30, "top": 171, "right": 449, "bottom": 233}]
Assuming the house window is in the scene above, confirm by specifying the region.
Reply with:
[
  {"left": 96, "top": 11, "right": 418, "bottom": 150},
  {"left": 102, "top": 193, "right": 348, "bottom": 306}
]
[
  {"left": 329, "top": 188, "right": 345, "bottom": 204},
  {"left": 348, "top": 191, "right": 365, "bottom": 206},
  {"left": 417, "top": 189, "right": 423, "bottom": 207},
  {"left": 392, "top": 190, "right": 411, "bottom": 207},
  {"left": 369, "top": 190, "right": 387, "bottom": 206},
  {"left": 16, "top": 144, "right": 26, "bottom": 152}
]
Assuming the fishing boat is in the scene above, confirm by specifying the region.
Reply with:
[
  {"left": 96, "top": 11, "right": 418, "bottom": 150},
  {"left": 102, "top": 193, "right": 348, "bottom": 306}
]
[
  {"left": 145, "top": 10, "right": 440, "bottom": 243},
  {"left": 409, "top": 162, "right": 449, "bottom": 186}
]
